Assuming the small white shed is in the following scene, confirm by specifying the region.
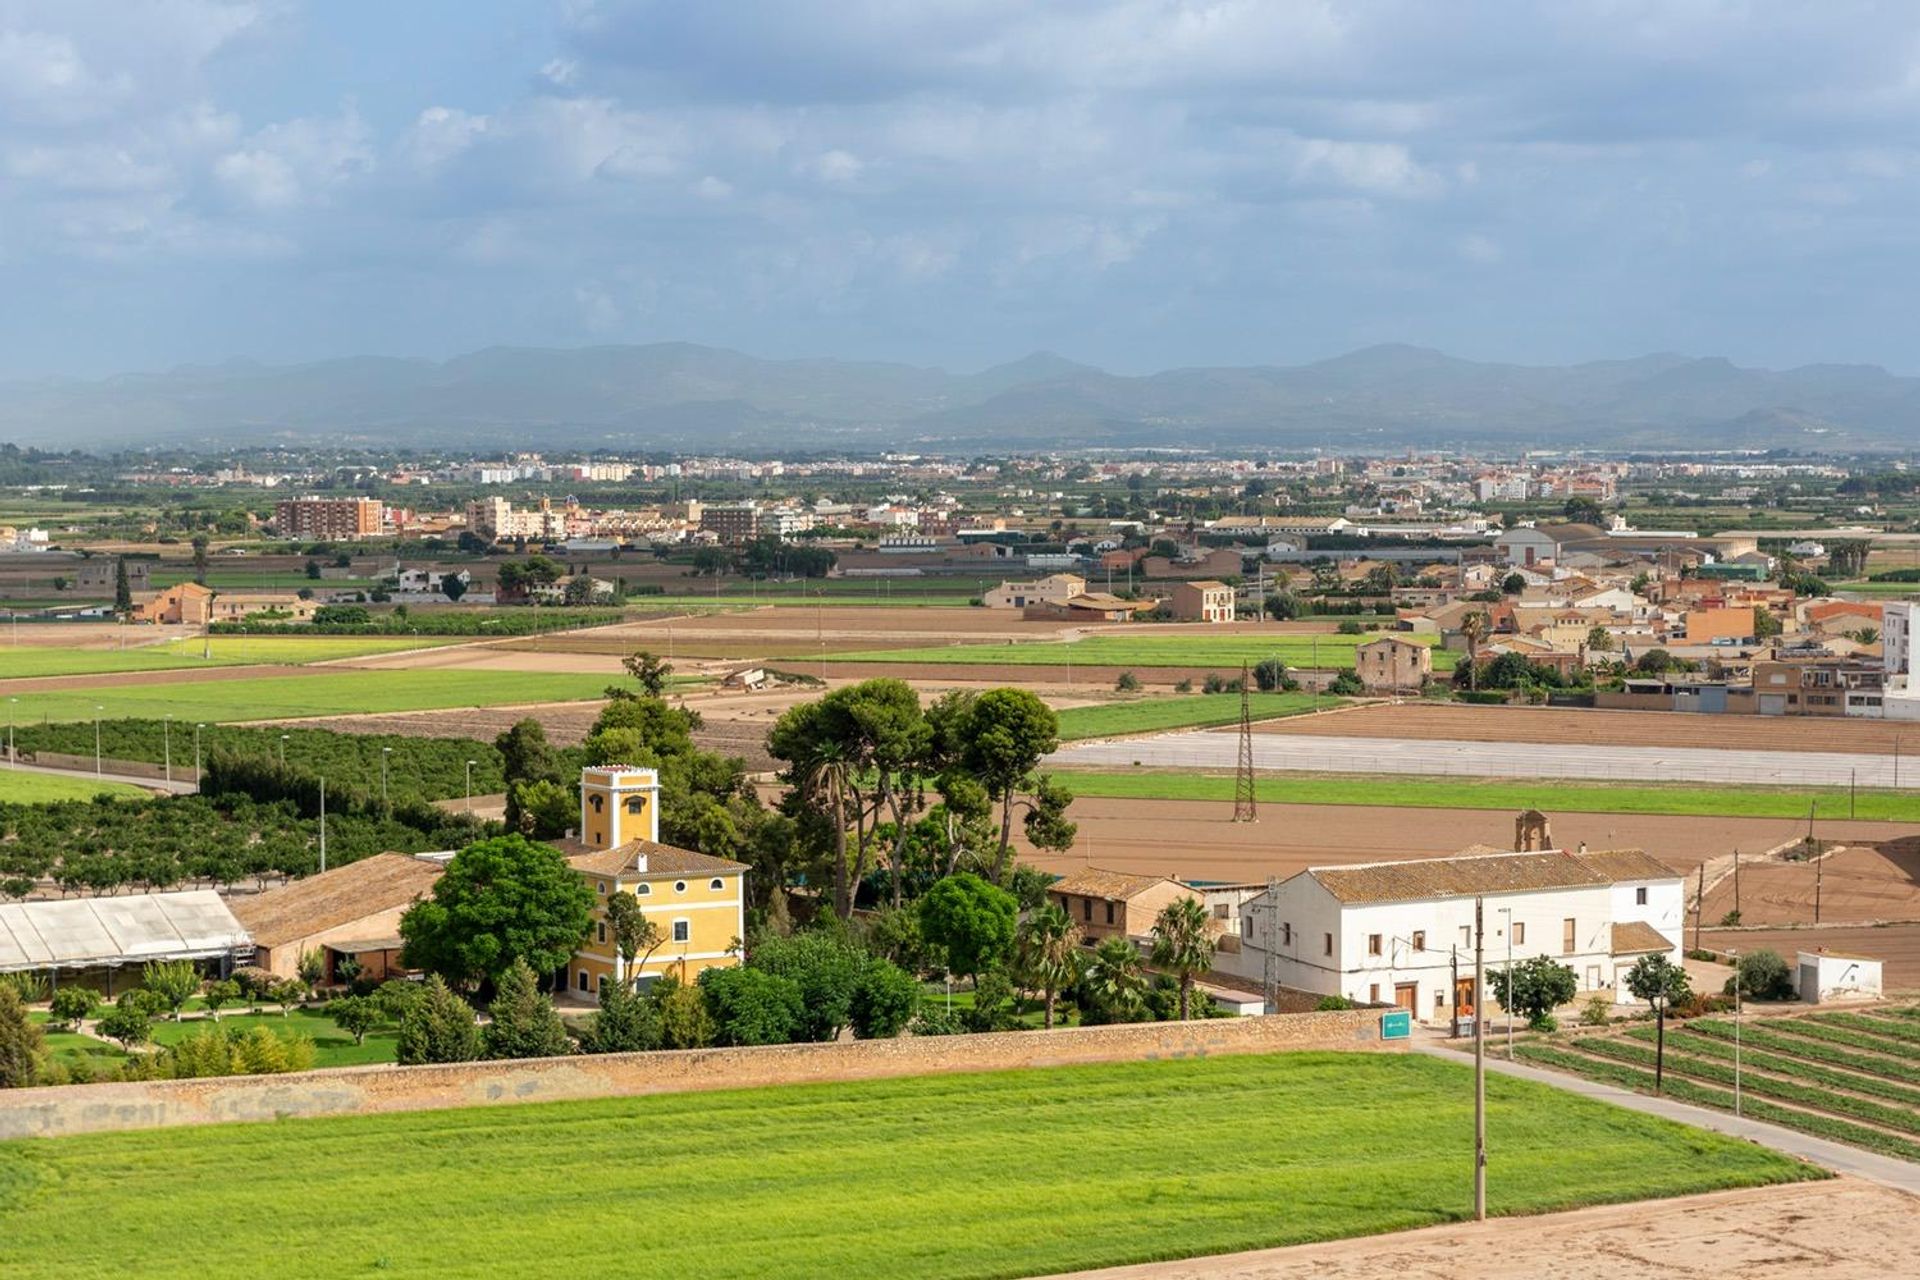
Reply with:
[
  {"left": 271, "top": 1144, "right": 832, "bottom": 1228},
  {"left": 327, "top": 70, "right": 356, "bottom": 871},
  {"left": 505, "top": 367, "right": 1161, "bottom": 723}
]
[{"left": 1796, "top": 950, "right": 1883, "bottom": 1004}]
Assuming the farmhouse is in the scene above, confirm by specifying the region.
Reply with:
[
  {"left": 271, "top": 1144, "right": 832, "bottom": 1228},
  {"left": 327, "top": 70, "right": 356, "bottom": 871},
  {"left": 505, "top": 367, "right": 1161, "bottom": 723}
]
[
  {"left": 1166, "top": 579, "right": 1236, "bottom": 623},
  {"left": 132, "top": 581, "right": 214, "bottom": 626},
  {"left": 1047, "top": 867, "right": 1201, "bottom": 944},
  {"left": 1354, "top": 636, "right": 1431, "bottom": 693},
  {"left": 1228, "top": 845, "right": 1684, "bottom": 1022},
  {"left": 228, "top": 852, "right": 443, "bottom": 982},
  {"left": 554, "top": 766, "right": 747, "bottom": 996},
  {"left": 982, "top": 573, "right": 1086, "bottom": 609}
]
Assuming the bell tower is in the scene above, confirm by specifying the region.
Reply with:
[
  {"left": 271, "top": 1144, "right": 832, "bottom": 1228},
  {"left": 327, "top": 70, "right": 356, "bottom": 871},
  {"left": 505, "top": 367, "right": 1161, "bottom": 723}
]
[{"left": 578, "top": 766, "right": 660, "bottom": 850}]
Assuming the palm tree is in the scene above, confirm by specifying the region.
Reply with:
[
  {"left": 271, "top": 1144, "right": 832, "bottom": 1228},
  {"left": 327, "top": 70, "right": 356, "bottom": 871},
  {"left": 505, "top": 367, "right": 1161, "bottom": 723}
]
[
  {"left": 1459, "top": 610, "right": 1489, "bottom": 693},
  {"left": 1014, "top": 904, "right": 1082, "bottom": 1029},
  {"left": 1085, "top": 937, "right": 1148, "bottom": 1023},
  {"left": 1149, "top": 897, "right": 1217, "bottom": 1021}
]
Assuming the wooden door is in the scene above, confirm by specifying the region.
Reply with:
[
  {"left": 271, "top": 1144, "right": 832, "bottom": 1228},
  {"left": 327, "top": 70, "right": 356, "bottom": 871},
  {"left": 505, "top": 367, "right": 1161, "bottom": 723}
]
[
  {"left": 1394, "top": 983, "right": 1418, "bottom": 1015},
  {"left": 1453, "top": 977, "right": 1475, "bottom": 1019}
]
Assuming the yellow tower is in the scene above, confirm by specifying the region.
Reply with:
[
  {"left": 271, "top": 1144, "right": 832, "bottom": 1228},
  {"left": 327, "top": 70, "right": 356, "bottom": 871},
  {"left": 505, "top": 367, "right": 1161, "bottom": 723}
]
[{"left": 578, "top": 766, "right": 660, "bottom": 850}]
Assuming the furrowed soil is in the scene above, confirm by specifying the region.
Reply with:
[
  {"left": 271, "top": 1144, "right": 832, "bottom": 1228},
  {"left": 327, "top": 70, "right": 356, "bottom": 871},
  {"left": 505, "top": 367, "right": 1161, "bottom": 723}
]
[{"left": 1255, "top": 702, "right": 1919, "bottom": 755}]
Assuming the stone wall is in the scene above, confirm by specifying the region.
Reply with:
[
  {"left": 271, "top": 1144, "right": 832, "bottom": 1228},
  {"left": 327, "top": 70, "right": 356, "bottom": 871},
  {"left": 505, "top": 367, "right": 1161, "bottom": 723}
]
[{"left": 0, "top": 1007, "right": 1401, "bottom": 1140}]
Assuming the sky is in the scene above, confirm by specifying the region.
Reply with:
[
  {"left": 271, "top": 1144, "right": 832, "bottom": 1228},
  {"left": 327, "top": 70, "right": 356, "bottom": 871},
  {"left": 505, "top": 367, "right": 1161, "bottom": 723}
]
[{"left": 7, "top": 1, "right": 1920, "bottom": 380}]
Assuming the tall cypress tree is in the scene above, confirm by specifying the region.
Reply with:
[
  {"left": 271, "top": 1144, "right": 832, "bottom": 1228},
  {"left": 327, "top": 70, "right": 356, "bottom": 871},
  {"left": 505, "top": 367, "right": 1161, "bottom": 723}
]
[{"left": 113, "top": 558, "right": 132, "bottom": 615}]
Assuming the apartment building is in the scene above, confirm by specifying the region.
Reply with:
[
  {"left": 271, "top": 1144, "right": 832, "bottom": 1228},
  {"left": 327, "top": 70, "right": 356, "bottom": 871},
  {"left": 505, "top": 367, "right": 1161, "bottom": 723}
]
[{"left": 274, "top": 497, "right": 386, "bottom": 540}]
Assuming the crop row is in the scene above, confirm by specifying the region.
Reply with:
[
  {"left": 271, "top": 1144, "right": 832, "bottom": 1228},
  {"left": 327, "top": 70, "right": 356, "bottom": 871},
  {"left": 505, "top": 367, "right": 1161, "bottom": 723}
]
[
  {"left": 1624, "top": 1026, "right": 1920, "bottom": 1110},
  {"left": 1680, "top": 1018, "right": 1920, "bottom": 1085}
]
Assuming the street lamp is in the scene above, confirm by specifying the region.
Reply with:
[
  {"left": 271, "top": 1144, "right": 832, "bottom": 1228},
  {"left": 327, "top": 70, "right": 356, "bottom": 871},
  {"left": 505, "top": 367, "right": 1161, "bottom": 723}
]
[
  {"left": 94, "top": 705, "right": 103, "bottom": 777},
  {"left": 279, "top": 733, "right": 289, "bottom": 765},
  {"left": 465, "top": 759, "right": 476, "bottom": 814},
  {"left": 1730, "top": 947, "right": 1743, "bottom": 1118},
  {"left": 194, "top": 723, "right": 206, "bottom": 789},
  {"left": 381, "top": 746, "right": 392, "bottom": 805},
  {"left": 163, "top": 714, "right": 173, "bottom": 786}
]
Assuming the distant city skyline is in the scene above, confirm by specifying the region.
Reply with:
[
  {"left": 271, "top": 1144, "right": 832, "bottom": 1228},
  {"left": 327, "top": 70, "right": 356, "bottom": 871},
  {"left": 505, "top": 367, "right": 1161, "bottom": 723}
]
[{"left": 8, "top": 3, "right": 1920, "bottom": 380}]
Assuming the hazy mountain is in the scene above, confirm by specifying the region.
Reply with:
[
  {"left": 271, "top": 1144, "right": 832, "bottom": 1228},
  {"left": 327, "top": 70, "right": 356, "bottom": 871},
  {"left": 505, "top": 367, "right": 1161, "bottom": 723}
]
[{"left": 1, "top": 342, "right": 1915, "bottom": 451}]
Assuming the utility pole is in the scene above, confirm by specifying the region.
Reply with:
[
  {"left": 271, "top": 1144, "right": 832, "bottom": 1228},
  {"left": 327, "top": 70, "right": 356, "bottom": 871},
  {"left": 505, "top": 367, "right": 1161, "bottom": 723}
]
[
  {"left": 318, "top": 776, "right": 327, "bottom": 874},
  {"left": 1733, "top": 847, "right": 1740, "bottom": 919},
  {"left": 1694, "top": 864, "right": 1704, "bottom": 952},
  {"left": 1815, "top": 842, "right": 1823, "bottom": 925},
  {"left": 1450, "top": 945, "right": 1460, "bottom": 1040},
  {"left": 1731, "top": 947, "right": 1743, "bottom": 1119},
  {"left": 1233, "top": 662, "right": 1258, "bottom": 823},
  {"left": 1473, "top": 895, "right": 1487, "bottom": 1223}
]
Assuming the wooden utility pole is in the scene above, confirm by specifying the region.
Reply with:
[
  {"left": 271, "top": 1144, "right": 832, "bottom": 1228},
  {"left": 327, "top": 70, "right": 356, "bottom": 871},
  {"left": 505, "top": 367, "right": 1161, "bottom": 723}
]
[
  {"left": 1473, "top": 895, "right": 1487, "bottom": 1223},
  {"left": 1694, "top": 864, "right": 1704, "bottom": 952},
  {"left": 1733, "top": 848, "right": 1740, "bottom": 919}
]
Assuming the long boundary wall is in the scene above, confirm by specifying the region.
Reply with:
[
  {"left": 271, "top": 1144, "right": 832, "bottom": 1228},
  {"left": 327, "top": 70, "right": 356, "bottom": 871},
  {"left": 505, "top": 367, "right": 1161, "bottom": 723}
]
[{"left": 0, "top": 1006, "right": 1398, "bottom": 1140}]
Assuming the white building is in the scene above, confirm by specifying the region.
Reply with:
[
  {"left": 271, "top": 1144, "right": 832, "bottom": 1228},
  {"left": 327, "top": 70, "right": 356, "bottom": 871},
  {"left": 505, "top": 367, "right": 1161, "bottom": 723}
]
[
  {"left": 1884, "top": 602, "right": 1920, "bottom": 721},
  {"left": 1230, "top": 847, "right": 1685, "bottom": 1022}
]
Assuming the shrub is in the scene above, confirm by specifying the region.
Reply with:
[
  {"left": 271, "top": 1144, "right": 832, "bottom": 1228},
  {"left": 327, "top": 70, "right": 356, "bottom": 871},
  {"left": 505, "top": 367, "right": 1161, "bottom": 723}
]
[
  {"left": 1251, "top": 658, "right": 1298, "bottom": 692},
  {"left": 48, "top": 986, "right": 98, "bottom": 1032},
  {"left": 395, "top": 975, "right": 481, "bottom": 1065},
  {"left": 0, "top": 985, "right": 42, "bottom": 1088},
  {"left": 580, "top": 976, "right": 657, "bottom": 1054},
  {"left": 1579, "top": 996, "right": 1613, "bottom": 1027},
  {"left": 1327, "top": 671, "right": 1365, "bottom": 696},
  {"left": 1725, "top": 949, "right": 1796, "bottom": 1001},
  {"left": 699, "top": 967, "right": 804, "bottom": 1047},
  {"left": 910, "top": 1005, "right": 963, "bottom": 1037},
  {"left": 1314, "top": 995, "right": 1355, "bottom": 1012},
  {"left": 849, "top": 960, "right": 920, "bottom": 1039},
  {"left": 1173, "top": 678, "right": 1193, "bottom": 693},
  {"left": 651, "top": 977, "right": 715, "bottom": 1050},
  {"left": 748, "top": 931, "right": 866, "bottom": 1042},
  {"left": 482, "top": 960, "right": 572, "bottom": 1060},
  {"left": 1335, "top": 619, "right": 1365, "bottom": 635},
  {"left": 96, "top": 1002, "right": 153, "bottom": 1051},
  {"left": 328, "top": 995, "right": 381, "bottom": 1046},
  {"left": 1114, "top": 671, "right": 1141, "bottom": 692}
]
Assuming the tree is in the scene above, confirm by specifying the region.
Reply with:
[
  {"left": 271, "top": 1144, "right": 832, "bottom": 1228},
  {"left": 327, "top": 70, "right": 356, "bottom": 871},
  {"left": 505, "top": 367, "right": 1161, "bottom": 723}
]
[
  {"left": 1251, "top": 657, "right": 1297, "bottom": 692},
  {"left": 580, "top": 973, "right": 657, "bottom": 1053},
  {"left": 1500, "top": 572, "right": 1526, "bottom": 596},
  {"left": 113, "top": 558, "right": 133, "bottom": 615},
  {"left": 495, "top": 718, "right": 562, "bottom": 786},
  {"left": 849, "top": 961, "right": 919, "bottom": 1039},
  {"left": 328, "top": 995, "right": 381, "bottom": 1046},
  {"left": 1626, "top": 954, "right": 1692, "bottom": 1094},
  {"left": 1585, "top": 625, "right": 1614, "bottom": 654},
  {"left": 97, "top": 1001, "right": 153, "bottom": 1051},
  {"left": 0, "top": 984, "right": 42, "bottom": 1088},
  {"left": 142, "top": 959, "right": 200, "bottom": 1022},
  {"left": 1115, "top": 670, "right": 1141, "bottom": 692},
  {"left": 190, "top": 535, "right": 210, "bottom": 586},
  {"left": 1459, "top": 611, "right": 1489, "bottom": 693},
  {"left": 623, "top": 650, "right": 673, "bottom": 696},
  {"left": 202, "top": 978, "right": 241, "bottom": 1022},
  {"left": 48, "top": 986, "right": 96, "bottom": 1033},
  {"left": 297, "top": 949, "right": 326, "bottom": 988},
  {"left": 1486, "top": 956, "right": 1578, "bottom": 1031},
  {"left": 1752, "top": 608, "right": 1782, "bottom": 640},
  {"left": 1013, "top": 904, "right": 1081, "bottom": 1029},
  {"left": 1149, "top": 897, "right": 1217, "bottom": 1020},
  {"left": 1082, "top": 937, "right": 1148, "bottom": 1024},
  {"left": 399, "top": 835, "right": 596, "bottom": 990},
  {"left": 748, "top": 931, "right": 867, "bottom": 1041},
  {"left": 506, "top": 778, "right": 573, "bottom": 839},
  {"left": 304, "top": 558, "right": 323, "bottom": 581},
  {"left": 269, "top": 978, "right": 305, "bottom": 1016},
  {"left": 699, "top": 966, "right": 803, "bottom": 1046},
  {"left": 1363, "top": 564, "right": 1397, "bottom": 595},
  {"left": 483, "top": 959, "right": 572, "bottom": 1060},
  {"left": 396, "top": 974, "right": 483, "bottom": 1065},
  {"left": 960, "top": 688, "right": 1061, "bottom": 882},
  {"left": 604, "top": 890, "right": 665, "bottom": 985},
  {"left": 651, "top": 976, "right": 715, "bottom": 1049},
  {"left": 917, "top": 873, "right": 1018, "bottom": 984},
  {"left": 1563, "top": 496, "right": 1605, "bottom": 525},
  {"left": 1263, "top": 590, "right": 1302, "bottom": 621},
  {"left": 440, "top": 574, "right": 468, "bottom": 602}
]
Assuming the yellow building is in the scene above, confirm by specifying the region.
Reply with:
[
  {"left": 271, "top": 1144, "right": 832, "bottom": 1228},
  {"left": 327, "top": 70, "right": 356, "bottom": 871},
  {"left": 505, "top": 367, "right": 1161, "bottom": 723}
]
[{"left": 555, "top": 766, "right": 747, "bottom": 998}]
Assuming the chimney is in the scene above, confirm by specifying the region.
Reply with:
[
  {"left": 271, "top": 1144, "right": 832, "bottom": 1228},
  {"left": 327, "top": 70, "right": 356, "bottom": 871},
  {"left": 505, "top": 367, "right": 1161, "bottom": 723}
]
[{"left": 634, "top": 854, "right": 648, "bottom": 874}]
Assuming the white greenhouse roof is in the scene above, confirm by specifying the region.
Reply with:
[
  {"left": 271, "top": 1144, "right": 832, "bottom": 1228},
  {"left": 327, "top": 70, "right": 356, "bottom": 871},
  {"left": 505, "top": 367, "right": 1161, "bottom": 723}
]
[{"left": 0, "top": 891, "right": 251, "bottom": 972}]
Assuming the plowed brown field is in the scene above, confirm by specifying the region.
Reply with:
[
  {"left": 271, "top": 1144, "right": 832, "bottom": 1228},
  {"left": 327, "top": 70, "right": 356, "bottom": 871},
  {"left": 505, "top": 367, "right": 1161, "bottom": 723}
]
[
  {"left": 1700, "top": 838, "right": 1920, "bottom": 928},
  {"left": 1257, "top": 702, "right": 1918, "bottom": 756},
  {"left": 1699, "top": 923, "right": 1920, "bottom": 990}
]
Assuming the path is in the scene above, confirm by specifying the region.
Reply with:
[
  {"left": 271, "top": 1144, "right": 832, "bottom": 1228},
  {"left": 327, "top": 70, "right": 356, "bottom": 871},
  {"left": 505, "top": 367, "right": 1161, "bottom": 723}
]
[
  {"left": 1415, "top": 1042, "right": 1920, "bottom": 1193},
  {"left": 2, "top": 759, "right": 196, "bottom": 794},
  {"left": 1052, "top": 730, "right": 1913, "bottom": 788},
  {"left": 1042, "top": 1178, "right": 1913, "bottom": 1279}
]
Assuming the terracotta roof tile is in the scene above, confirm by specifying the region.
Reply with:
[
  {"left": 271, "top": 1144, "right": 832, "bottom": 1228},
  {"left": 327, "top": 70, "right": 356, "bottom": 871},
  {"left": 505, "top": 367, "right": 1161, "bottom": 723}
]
[
  {"left": 1610, "top": 921, "right": 1674, "bottom": 955},
  {"left": 228, "top": 853, "right": 441, "bottom": 949},
  {"left": 553, "top": 838, "right": 749, "bottom": 879},
  {"left": 1048, "top": 867, "right": 1190, "bottom": 902}
]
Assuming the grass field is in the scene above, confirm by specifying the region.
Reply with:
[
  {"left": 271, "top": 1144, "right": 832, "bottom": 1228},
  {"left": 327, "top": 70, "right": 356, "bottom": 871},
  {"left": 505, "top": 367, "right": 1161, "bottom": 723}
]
[
  {"left": 0, "top": 1053, "right": 1807, "bottom": 1279},
  {"left": 0, "top": 670, "right": 617, "bottom": 724},
  {"left": 0, "top": 771, "right": 148, "bottom": 803},
  {"left": 1054, "top": 770, "right": 1920, "bottom": 822},
  {"left": 146, "top": 1010, "right": 399, "bottom": 1069},
  {"left": 1054, "top": 693, "right": 1335, "bottom": 740},
  {"left": 824, "top": 632, "right": 1453, "bottom": 671},
  {"left": 0, "top": 635, "right": 468, "bottom": 678}
]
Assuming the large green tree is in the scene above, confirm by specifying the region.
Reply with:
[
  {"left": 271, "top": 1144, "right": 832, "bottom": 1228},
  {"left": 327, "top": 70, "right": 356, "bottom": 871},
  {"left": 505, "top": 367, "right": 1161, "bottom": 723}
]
[
  {"left": 699, "top": 966, "right": 803, "bottom": 1046},
  {"left": 917, "top": 873, "right": 1017, "bottom": 984},
  {"left": 399, "top": 835, "right": 595, "bottom": 990},
  {"left": 395, "top": 975, "right": 482, "bottom": 1065},
  {"left": 1487, "top": 955, "right": 1578, "bottom": 1030},
  {"left": 941, "top": 688, "right": 1068, "bottom": 882},
  {"left": 0, "top": 984, "right": 42, "bottom": 1088},
  {"left": 483, "top": 958, "right": 572, "bottom": 1060}
]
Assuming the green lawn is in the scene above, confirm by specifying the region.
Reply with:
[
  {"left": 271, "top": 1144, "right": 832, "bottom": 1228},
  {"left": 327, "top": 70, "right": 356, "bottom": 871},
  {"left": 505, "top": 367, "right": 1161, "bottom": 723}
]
[
  {"left": 823, "top": 632, "right": 1453, "bottom": 671},
  {"left": 1055, "top": 770, "right": 1920, "bottom": 822},
  {"left": 0, "top": 669, "right": 616, "bottom": 724},
  {"left": 0, "top": 635, "right": 468, "bottom": 678},
  {"left": 0, "top": 1053, "right": 1807, "bottom": 1279},
  {"left": 1833, "top": 580, "right": 1920, "bottom": 599},
  {"left": 1054, "top": 693, "right": 1335, "bottom": 741},
  {"left": 0, "top": 771, "right": 148, "bottom": 803},
  {"left": 147, "top": 1009, "right": 399, "bottom": 1068}
]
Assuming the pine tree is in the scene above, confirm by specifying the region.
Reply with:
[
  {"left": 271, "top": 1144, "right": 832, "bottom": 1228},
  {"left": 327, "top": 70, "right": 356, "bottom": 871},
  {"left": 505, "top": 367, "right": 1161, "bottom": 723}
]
[
  {"left": 582, "top": 976, "right": 657, "bottom": 1054},
  {"left": 395, "top": 975, "right": 482, "bottom": 1065},
  {"left": 482, "top": 959, "right": 571, "bottom": 1060},
  {"left": 0, "top": 984, "right": 45, "bottom": 1087}
]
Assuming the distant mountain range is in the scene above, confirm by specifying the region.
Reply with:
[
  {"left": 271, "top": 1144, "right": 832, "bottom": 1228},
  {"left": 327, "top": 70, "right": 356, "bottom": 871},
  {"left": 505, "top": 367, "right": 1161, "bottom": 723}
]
[{"left": 3, "top": 342, "right": 1917, "bottom": 452}]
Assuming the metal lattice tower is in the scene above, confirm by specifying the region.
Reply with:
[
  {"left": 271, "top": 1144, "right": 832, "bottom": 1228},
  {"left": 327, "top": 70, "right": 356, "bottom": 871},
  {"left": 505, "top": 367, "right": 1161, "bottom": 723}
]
[{"left": 1232, "top": 661, "right": 1258, "bottom": 823}]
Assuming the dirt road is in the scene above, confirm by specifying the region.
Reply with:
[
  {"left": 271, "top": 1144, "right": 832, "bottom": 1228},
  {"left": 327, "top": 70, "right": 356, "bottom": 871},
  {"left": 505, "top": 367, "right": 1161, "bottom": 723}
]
[{"left": 1044, "top": 1179, "right": 1913, "bottom": 1280}]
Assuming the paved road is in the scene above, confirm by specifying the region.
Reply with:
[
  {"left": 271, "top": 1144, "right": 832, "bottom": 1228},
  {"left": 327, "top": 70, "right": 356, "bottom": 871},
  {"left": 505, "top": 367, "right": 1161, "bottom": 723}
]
[
  {"left": 1053, "top": 730, "right": 1912, "bottom": 788},
  {"left": 2, "top": 759, "right": 197, "bottom": 795},
  {"left": 1416, "top": 1042, "right": 1920, "bottom": 1193}
]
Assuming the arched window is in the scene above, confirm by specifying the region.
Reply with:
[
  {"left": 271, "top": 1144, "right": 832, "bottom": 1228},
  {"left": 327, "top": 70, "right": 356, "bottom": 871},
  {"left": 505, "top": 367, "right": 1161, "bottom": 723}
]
[
  {"left": 625, "top": 796, "right": 646, "bottom": 815},
  {"left": 588, "top": 794, "right": 605, "bottom": 814},
  {"left": 637, "top": 884, "right": 652, "bottom": 896},
  {"left": 709, "top": 878, "right": 724, "bottom": 891}
]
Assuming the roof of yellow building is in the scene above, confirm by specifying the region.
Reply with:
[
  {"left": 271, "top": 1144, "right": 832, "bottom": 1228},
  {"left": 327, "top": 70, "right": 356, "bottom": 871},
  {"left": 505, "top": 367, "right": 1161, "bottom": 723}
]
[{"left": 554, "top": 837, "right": 748, "bottom": 879}]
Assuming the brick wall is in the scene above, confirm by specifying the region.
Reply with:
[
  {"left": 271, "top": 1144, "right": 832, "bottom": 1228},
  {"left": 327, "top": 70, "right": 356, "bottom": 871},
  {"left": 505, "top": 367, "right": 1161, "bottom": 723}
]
[{"left": 0, "top": 1007, "right": 1401, "bottom": 1140}]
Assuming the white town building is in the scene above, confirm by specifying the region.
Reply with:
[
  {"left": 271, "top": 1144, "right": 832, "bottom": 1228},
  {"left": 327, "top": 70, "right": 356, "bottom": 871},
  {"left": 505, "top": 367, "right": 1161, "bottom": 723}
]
[{"left": 1229, "top": 846, "right": 1685, "bottom": 1022}]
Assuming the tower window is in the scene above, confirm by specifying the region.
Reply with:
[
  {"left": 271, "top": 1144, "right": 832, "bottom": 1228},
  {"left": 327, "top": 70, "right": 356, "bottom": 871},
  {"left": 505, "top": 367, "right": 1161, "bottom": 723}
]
[{"left": 626, "top": 797, "right": 646, "bottom": 815}]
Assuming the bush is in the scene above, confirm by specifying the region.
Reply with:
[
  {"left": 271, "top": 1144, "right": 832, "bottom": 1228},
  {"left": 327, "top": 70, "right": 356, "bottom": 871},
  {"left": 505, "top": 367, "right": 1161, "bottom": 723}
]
[
  {"left": 1725, "top": 949, "right": 1796, "bottom": 1001},
  {"left": 483, "top": 959, "right": 571, "bottom": 1060},
  {"left": 580, "top": 976, "right": 657, "bottom": 1054},
  {"left": 748, "top": 931, "right": 866, "bottom": 1042},
  {"left": 395, "top": 975, "right": 482, "bottom": 1065},
  {"left": 1114, "top": 671, "right": 1141, "bottom": 692},
  {"left": 95, "top": 1002, "right": 153, "bottom": 1050},
  {"left": 1251, "top": 658, "right": 1298, "bottom": 692},
  {"left": 48, "top": 986, "right": 98, "bottom": 1032},
  {"left": 651, "top": 976, "right": 715, "bottom": 1050},
  {"left": 849, "top": 960, "right": 920, "bottom": 1039},
  {"left": 1327, "top": 671, "right": 1365, "bottom": 696},
  {"left": 1335, "top": 619, "right": 1365, "bottom": 635},
  {"left": 0, "top": 985, "right": 41, "bottom": 1088},
  {"left": 910, "top": 1005, "right": 963, "bottom": 1037},
  {"left": 1314, "top": 995, "right": 1355, "bottom": 1011},
  {"left": 699, "top": 967, "right": 804, "bottom": 1046},
  {"left": 1579, "top": 996, "right": 1613, "bottom": 1027}
]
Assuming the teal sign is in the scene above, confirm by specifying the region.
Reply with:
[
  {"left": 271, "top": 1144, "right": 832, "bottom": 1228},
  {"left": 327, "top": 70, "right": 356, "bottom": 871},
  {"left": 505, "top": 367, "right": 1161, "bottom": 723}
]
[{"left": 1380, "top": 1010, "right": 1412, "bottom": 1040}]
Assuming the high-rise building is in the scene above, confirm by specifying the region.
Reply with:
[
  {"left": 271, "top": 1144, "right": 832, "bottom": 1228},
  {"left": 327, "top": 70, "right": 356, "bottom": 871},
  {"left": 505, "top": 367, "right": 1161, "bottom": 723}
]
[{"left": 274, "top": 497, "right": 386, "bottom": 540}]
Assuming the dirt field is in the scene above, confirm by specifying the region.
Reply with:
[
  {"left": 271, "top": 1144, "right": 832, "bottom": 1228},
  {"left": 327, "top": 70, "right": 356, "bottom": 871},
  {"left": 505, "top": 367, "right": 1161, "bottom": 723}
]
[
  {"left": 1700, "top": 838, "right": 1920, "bottom": 928},
  {"left": 1256, "top": 702, "right": 1920, "bottom": 757},
  {"left": 1700, "top": 924, "right": 1920, "bottom": 991},
  {"left": 1048, "top": 1179, "right": 1915, "bottom": 1280},
  {"left": 1013, "top": 796, "right": 1909, "bottom": 886}
]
